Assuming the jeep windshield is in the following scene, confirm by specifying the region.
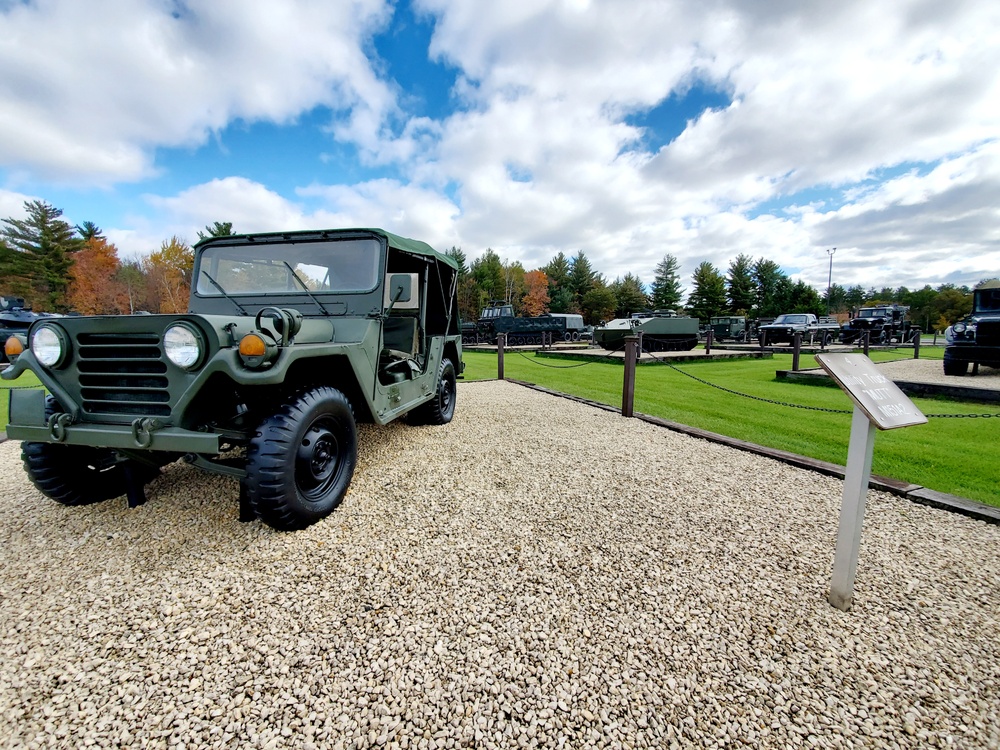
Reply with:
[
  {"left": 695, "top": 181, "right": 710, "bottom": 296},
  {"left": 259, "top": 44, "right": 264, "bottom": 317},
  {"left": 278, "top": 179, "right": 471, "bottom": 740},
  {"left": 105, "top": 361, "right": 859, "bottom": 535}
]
[
  {"left": 195, "top": 238, "right": 381, "bottom": 296},
  {"left": 772, "top": 315, "right": 807, "bottom": 324}
]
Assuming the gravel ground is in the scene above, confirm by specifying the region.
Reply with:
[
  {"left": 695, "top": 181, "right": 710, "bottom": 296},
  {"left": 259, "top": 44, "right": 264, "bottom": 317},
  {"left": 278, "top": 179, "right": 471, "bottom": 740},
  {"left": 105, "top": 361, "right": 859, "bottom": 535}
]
[
  {"left": 873, "top": 357, "right": 1000, "bottom": 389},
  {"left": 0, "top": 380, "right": 998, "bottom": 749}
]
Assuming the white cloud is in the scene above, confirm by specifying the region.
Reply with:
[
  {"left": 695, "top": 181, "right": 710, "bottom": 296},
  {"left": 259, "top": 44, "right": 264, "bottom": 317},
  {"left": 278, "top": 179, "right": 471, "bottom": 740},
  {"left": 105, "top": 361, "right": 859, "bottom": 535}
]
[
  {"left": 0, "top": 0, "right": 396, "bottom": 183},
  {"left": 3, "top": 0, "right": 999, "bottom": 294}
]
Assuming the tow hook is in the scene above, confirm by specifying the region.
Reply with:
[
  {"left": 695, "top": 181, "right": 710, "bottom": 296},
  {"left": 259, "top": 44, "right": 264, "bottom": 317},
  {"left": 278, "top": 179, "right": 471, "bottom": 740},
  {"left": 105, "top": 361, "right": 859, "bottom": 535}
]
[
  {"left": 131, "top": 417, "right": 164, "bottom": 448},
  {"left": 47, "top": 413, "right": 73, "bottom": 442}
]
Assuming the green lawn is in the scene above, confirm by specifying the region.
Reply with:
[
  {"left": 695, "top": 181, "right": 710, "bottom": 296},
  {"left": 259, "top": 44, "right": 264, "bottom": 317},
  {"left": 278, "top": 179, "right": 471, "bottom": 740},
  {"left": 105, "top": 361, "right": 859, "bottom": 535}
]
[{"left": 459, "top": 346, "right": 1000, "bottom": 507}]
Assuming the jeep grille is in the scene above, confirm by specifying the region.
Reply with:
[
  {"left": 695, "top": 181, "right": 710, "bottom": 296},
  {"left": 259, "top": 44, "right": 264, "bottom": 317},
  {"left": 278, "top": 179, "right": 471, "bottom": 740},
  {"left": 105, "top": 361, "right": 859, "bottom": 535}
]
[
  {"left": 978, "top": 320, "right": 1000, "bottom": 347},
  {"left": 75, "top": 331, "right": 171, "bottom": 417}
]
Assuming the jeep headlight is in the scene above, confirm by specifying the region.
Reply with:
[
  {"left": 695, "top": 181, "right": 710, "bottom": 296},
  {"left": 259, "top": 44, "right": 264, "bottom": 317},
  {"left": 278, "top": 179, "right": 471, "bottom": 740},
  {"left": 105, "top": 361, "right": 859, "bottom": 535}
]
[
  {"left": 31, "top": 324, "right": 70, "bottom": 368},
  {"left": 953, "top": 322, "right": 966, "bottom": 334},
  {"left": 164, "top": 324, "right": 204, "bottom": 370}
]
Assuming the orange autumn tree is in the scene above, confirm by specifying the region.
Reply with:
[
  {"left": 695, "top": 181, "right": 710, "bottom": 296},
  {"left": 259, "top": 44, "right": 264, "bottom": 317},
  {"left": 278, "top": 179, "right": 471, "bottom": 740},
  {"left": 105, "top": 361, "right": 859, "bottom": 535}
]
[
  {"left": 66, "top": 236, "right": 128, "bottom": 314},
  {"left": 522, "top": 269, "right": 550, "bottom": 316},
  {"left": 143, "top": 236, "right": 194, "bottom": 314}
]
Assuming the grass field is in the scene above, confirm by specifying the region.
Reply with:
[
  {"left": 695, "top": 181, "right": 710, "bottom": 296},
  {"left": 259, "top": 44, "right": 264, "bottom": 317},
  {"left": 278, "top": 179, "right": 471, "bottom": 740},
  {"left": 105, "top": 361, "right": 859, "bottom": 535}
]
[{"left": 459, "top": 346, "right": 1000, "bottom": 508}]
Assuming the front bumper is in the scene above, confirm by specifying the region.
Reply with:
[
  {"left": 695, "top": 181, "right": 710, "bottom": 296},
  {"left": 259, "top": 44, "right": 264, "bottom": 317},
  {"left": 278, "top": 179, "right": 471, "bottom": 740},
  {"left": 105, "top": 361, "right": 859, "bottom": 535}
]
[
  {"left": 944, "top": 343, "right": 1000, "bottom": 366},
  {"left": 6, "top": 388, "right": 221, "bottom": 453}
]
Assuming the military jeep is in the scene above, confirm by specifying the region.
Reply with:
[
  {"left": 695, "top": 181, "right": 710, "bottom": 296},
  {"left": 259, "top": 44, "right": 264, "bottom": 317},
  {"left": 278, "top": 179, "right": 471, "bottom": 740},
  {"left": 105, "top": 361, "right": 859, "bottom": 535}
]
[{"left": 2, "top": 228, "right": 463, "bottom": 530}]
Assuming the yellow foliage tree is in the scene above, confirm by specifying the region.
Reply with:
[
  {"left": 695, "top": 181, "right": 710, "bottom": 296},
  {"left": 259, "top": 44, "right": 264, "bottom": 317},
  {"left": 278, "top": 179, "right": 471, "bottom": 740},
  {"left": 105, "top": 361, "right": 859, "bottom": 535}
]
[
  {"left": 66, "top": 237, "right": 128, "bottom": 314},
  {"left": 522, "top": 270, "right": 550, "bottom": 316},
  {"left": 143, "top": 236, "right": 194, "bottom": 314}
]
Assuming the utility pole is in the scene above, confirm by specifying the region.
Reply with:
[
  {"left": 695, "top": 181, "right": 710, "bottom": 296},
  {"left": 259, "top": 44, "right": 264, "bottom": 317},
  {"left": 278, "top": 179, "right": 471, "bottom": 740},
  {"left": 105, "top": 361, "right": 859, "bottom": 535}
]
[{"left": 826, "top": 247, "right": 837, "bottom": 315}]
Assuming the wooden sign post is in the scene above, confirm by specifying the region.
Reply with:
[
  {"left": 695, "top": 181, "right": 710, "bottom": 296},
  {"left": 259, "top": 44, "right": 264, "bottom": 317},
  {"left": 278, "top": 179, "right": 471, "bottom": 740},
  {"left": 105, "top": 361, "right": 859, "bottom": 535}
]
[{"left": 815, "top": 353, "right": 927, "bottom": 611}]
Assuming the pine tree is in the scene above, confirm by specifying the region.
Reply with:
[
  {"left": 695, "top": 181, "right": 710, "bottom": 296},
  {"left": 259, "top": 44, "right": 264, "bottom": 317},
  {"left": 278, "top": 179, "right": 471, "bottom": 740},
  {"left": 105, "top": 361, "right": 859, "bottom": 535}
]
[
  {"left": 726, "top": 253, "right": 755, "bottom": 313},
  {"left": 569, "top": 251, "right": 597, "bottom": 311},
  {"left": 444, "top": 246, "right": 467, "bottom": 277},
  {"left": 543, "top": 252, "right": 573, "bottom": 312},
  {"left": 650, "top": 254, "right": 683, "bottom": 310},
  {"left": 197, "top": 222, "right": 234, "bottom": 241},
  {"left": 686, "top": 262, "right": 727, "bottom": 322},
  {"left": 0, "top": 200, "right": 83, "bottom": 311},
  {"left": 752, "top": 258, "right": 785, "bottom": 318},
  {"left": 610, "top": 273, "right": 649, "bottom": 318}
]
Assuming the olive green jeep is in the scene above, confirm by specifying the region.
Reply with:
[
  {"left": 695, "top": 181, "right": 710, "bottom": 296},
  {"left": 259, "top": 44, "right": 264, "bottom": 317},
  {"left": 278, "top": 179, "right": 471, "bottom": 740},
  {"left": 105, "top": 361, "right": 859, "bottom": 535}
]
[{"left": 2, "top": 228, "right": 463, "bottom": 530}]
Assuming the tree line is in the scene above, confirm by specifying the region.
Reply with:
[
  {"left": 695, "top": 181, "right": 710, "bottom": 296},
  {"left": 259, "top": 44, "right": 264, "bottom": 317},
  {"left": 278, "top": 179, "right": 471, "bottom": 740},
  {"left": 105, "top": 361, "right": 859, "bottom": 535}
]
[
  {"left": 0, "top": 199, "right": 979, "bottom": 332},
  {"left": 0, "top": 201, "right": 230, "bottom": 314},
  {"left": 447, "top": 246, "right": 979, "bottom": 332}
]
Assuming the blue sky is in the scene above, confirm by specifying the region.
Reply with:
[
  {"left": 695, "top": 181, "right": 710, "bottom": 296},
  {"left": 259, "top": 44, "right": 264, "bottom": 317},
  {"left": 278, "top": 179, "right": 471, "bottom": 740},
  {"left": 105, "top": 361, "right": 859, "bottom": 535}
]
[{"left": 1, "top": 0, "right": 998, "bottom": 296}]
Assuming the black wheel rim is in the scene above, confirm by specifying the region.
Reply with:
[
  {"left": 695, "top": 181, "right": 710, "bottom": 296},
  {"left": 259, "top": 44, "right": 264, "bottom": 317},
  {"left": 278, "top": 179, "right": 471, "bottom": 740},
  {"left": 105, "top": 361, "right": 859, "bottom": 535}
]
[
  {"left": 296, "top": 417, "right": 342, "bottom": 500},
  {"left": 440, "top": 374, "right": 455, "bottom": 414}
]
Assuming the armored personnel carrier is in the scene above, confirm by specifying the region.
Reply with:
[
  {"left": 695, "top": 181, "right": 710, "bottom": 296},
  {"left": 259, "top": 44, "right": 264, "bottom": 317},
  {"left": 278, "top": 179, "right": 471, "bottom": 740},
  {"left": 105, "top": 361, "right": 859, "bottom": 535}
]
[
  {"left": 0, "top": 297, "right": 51, "bottom": 362},
  {"left": 2, "top": 228, "right": 463, "bottom": 531},
  {"left": 593, "top": 311, "right": 699, "bottom": 352}
]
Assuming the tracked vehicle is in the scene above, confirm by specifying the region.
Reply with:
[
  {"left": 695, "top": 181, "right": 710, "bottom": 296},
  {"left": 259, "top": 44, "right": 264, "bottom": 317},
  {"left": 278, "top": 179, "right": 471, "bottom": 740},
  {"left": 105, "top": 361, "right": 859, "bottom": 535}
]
[
  {"left": 462, "top": 302, "right": 586, "bottom": 345},
  {"left": 3, "top": 228, "right": 463, "bottom": 531},
  {"left": 593, "top": 311, "right": 699, "bottom": 352}
]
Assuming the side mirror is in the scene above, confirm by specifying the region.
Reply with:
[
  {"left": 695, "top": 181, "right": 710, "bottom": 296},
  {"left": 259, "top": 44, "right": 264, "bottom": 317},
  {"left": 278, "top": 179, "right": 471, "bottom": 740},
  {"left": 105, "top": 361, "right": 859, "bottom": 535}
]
[{"left": 384, "top": 273, "right": 419, "bottom": 310}]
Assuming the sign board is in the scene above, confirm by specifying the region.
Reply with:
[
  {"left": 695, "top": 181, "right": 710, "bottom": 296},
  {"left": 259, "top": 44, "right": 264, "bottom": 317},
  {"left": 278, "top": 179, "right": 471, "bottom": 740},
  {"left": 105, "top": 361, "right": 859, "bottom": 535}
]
[
  {"left": 814, "top": 353, "right": 926, "bottom": 611},
  {"left": 815, "top": 353, "right": 927, "bottom": 430}
]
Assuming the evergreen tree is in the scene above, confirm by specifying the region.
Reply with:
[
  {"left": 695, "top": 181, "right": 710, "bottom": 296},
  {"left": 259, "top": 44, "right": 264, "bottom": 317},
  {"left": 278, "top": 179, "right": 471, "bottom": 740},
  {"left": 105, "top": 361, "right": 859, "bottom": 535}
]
[
  {"left": 0, "top": 200, "right": 83, "bottom": 311},
  {"left": 581, "top": 281, "right": 616, "bottom": 325},
  {"left": 610, "top": 273, "right": 649, "bottom": 318},
  {"left": 686, "top": 262, "right": 727, "bottom": 322},
  {"left": 470, "top": 249, "right": 505, "bottom": 303},
  {"left": 75, "top": 221, "right": 104, "bottom": 241},
  {"left": 444, "top": 246, "right": 467, "bottom": 277},
  {"left": 650, "top": 254, "right": 683, "bottom": 310},
  {"left": 568, "top": 251, "right": 597, "bottom": 311},
  {"left": 787, "top": 280, "right": 823, "bottom": 315},
  {"left": 197, "top": 221, "right": 234, "bottom": 241},
  {"left": 752, "top": 258, "right": 785, "bottom": 319},
  {"left": 726, "top": 253, "right": 755, "bottom": 313},
  {"left": 543, "top": 252, "right": 572, "bottom": 312}
]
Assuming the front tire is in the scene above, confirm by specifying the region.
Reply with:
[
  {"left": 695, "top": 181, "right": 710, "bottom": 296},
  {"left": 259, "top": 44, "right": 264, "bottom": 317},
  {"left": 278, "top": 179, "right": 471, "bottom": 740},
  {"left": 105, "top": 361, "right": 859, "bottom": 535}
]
[
  {"left": 943, "top": 358, "right": 968, "bottom": 376},
  {"left": 408, "top": 358, "right": 457, "bottom": 426},
  {"left": 244, "top": 387, "right": 357, "bottom": 531},
  {"left": 21, "top": 397, "right": 163, "bottom": 506}
]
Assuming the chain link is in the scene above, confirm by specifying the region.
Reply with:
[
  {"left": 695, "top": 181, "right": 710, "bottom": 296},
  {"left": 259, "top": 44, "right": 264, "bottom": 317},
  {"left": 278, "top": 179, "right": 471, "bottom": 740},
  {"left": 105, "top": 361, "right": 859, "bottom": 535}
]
[{"left": 639, "top": 345, "right": 999, "bottom": 420}]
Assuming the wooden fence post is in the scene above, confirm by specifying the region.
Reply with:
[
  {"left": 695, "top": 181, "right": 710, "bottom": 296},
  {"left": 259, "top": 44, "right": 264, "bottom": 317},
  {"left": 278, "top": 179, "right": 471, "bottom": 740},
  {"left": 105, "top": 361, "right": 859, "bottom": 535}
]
[
  {"left": 913, "top": 332, "right": 921, "bottom": 359},
  {"left": 622, "top": 335, "right": 638, "bottom": 418},
  {"left": 497, "top": 333, "right": 506, "bottom": 380},
  {"left": 705, "top": 329, "right": 713, "bottom": 355},
  {"left": 792, "top": 332, "right": 802, "bottom": 371},
  {"left": 862, "top": 330, "right": 870, "bottom": 357}
]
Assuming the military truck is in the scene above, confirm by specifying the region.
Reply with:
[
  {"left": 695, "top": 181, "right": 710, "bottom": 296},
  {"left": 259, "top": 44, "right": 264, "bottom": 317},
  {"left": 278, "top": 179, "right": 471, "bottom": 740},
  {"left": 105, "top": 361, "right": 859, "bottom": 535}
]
[
  {"left": 758, "top": 313, "right": 840, "bottom": 346},
  {"left": 710, "top": 315, "right": 748, "bottom": 342},
  {"left": 2, "top": 228, "right": 463, "bottom": 531},
  {"left": 943, "top": 280, "right": 1000, "bottom": 375},
  {"left": 840, "top": 304, "right": 918, "bottom": 345},
  {"left": 0, "top": 297, "right": 54, "bottom": 363},
  {"left": 462, "top": 302, "right": 586, "bottom": 345},
  {"left": 593, "top": 311, "right": 699, "bottom": 352}
]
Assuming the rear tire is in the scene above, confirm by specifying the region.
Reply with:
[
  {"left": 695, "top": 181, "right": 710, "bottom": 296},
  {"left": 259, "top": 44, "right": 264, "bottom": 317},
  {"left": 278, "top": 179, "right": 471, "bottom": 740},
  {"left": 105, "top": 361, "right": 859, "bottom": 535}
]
[
  {"left": 244, "top": 387, "right": 357, "bottom": 531},
  {"left": 408, "top": 358, "right": 457, "bottom": 426}
]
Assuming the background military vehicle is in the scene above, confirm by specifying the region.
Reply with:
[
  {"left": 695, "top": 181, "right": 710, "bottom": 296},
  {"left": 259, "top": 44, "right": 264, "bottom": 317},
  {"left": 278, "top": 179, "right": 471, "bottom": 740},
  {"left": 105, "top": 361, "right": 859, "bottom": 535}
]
[
  {"left": 943, "top": 280, "right": 1000, "bottom": 375},
  {"left": 0, "top": 297, "right": 53, "bottom": 363},
  {"left": 2, "top": 228, "right": 463, "bottom": 531},
  {"left": 758, "top": 313, "right": 840, "bottom": 346},
  {"left": 710, "top": 315, "right": 748, "bottom": 342},
  {"left": 839, "top": 304, "right": 918, "bottom": 345},
  {"left": 593, "top": 311, "right": 699, "bottom": 352},
  {"left": 462, "top": 302, "right": 586, "bottom": 345}
]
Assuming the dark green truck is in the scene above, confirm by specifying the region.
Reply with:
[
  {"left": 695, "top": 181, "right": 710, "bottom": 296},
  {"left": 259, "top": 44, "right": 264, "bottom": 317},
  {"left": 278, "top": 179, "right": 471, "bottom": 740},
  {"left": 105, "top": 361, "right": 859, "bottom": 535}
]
[{"left": 2, "top": 228, "right": 463, "bottom": 530}]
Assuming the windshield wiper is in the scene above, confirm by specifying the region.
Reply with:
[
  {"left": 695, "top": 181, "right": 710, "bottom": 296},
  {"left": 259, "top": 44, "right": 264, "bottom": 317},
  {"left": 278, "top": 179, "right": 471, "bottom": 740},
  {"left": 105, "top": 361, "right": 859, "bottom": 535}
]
[
  {"left": 283, "top": 261, "right": 331, "bottom": 316},
  {"left": 200, "top": 271, "right": 249, "bottom": 316}
]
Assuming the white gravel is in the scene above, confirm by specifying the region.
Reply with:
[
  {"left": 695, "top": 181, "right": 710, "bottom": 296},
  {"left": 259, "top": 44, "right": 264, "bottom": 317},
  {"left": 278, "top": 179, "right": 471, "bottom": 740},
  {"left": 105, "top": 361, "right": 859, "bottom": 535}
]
[
  {"left": 0, "top": 380, "right": 998, "bottom": 749},
  {"left": 873, "top": 357, "right": 1000, "bottom": 390}
]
